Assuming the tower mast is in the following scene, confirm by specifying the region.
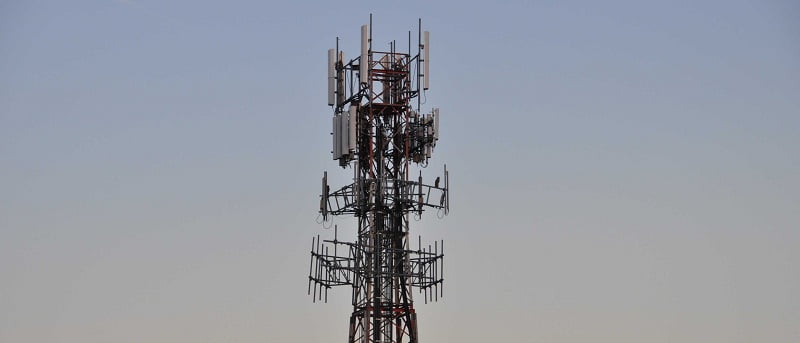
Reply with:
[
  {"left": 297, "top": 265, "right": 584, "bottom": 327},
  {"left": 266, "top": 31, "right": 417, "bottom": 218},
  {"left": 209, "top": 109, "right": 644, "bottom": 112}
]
[{"left": 310, "top": 16, "right": 449, "bottom": 343}]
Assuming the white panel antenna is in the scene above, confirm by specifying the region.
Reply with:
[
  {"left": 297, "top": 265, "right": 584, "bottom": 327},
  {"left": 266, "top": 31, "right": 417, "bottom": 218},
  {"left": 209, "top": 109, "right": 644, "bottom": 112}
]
[
  {"left": 337, "top": 51, "right": 345, "bottom": 106},
  {"left": 360, "top": 24, "right": 369, "bottom": 84},
  {"left": 333, "top": 114, "right": 341, "bottom": 159},
  {"left": 340, "top": 110, "right": 349, "bottom": 159},
  {"left": 348, "top": 105, "right": 357, "bottom": 153},
  {"left": 432, "top": 108, "right": 439, "bottom": 140},
  {"left": 328, "top": 48, "right": 335, "bottom": 106}
]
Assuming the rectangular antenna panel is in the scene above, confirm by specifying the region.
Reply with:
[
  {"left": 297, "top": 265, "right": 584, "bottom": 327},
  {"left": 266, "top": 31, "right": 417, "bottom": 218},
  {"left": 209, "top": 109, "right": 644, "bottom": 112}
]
[
  {"left": 332, "top": 115, "right": 336, "bottom": 159},
  {"left": 423, "top": 31, "right": 430, "bottom": 90},
  {"left": 360, "top": 24, "right": 369, "bottom": 84},
  {"left": 340, "top": 110, "right": 349, "bottom": 158},
  {"left": 337, "top": 51, "right": 345, "bottom": 106},
  {"left": 348, "top": 105, "right": 357, "bottom": 152},
  {"left": 433, "top": 108, "right": 439, "bottom": 139},
  {"left": 328, "top": 49, "right": 335, "bottom": 106},
  {"left": 332, "top": 114, "right": 341, "bottom": 159}
]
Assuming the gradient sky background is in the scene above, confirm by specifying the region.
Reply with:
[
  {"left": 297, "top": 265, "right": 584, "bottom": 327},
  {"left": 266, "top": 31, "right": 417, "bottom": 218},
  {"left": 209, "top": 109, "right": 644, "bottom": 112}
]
[{"left": 2, "top": 1, "right": 799, "bottom": 342}]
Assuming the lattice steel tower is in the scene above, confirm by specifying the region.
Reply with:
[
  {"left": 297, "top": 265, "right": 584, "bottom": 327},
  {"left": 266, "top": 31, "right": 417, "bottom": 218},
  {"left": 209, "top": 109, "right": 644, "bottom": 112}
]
[{"left": 308, "top": 16, "right": 450, "bottom": 343}]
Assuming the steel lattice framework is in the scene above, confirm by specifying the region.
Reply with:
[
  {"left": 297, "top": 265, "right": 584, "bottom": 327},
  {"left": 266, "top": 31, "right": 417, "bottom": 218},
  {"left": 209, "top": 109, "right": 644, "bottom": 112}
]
[{"left": 308, "top": 16, "right": 449, "bottom": 343}]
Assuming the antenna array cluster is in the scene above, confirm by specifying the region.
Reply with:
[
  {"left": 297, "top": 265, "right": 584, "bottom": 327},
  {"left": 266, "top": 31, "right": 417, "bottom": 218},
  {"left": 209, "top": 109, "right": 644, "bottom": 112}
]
[{"left": 307, "top": 15, "right": 451, "bottom": 343}]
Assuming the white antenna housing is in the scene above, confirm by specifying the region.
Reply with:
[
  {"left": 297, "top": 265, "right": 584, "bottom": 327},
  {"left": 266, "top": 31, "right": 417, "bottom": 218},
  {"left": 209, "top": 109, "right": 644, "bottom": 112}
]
[
  {"left": 432, "top": 108, "right": 439, "bottom": 140},
  {"left": 360, "top": 24, "right": 369, "bottom": 84},
  {"left": 348, "top": 105, "right": 357, "bottom": 153},
  {"left": 423, "top": 31, "right": 430, "bottom": 90},
  {"left": 340, "top": 109, "right": 349, "bottom": 159},
  {"left": 328, "top": 48, "right": 335, "bottom": 106},
  {"left": 332, "top": 114, "right": 339, "bottom": 159},
  {"left": 337, "top": 51, "right": 345, "bottom": 106}
]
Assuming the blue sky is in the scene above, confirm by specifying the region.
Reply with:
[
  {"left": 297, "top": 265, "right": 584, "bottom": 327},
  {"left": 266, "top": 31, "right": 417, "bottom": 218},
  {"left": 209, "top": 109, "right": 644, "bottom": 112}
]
[{"left": 1, "top": 1, "right": 799, "bottom": 342}]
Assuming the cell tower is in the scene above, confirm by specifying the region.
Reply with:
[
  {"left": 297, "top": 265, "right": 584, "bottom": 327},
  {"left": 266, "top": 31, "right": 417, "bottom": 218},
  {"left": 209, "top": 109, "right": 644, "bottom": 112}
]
[{"left": 308, "top": 15, "right": 450, "bottom": 343}]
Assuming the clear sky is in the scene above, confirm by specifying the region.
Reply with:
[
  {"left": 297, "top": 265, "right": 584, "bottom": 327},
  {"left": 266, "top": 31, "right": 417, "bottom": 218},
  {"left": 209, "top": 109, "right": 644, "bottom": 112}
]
[{"left": 1, "top": 1, "right": 798, "bottom": 342}]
